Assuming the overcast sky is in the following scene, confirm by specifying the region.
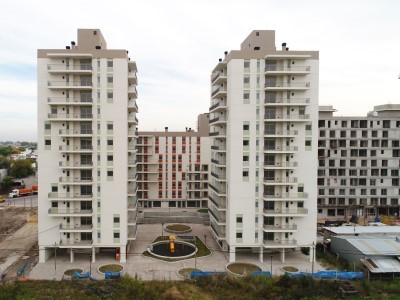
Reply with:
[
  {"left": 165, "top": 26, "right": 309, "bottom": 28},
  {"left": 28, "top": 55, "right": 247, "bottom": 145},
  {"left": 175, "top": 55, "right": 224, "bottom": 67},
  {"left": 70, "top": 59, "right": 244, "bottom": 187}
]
[{"left": 1, "top": 0, "right": 399, "bottom": 141}]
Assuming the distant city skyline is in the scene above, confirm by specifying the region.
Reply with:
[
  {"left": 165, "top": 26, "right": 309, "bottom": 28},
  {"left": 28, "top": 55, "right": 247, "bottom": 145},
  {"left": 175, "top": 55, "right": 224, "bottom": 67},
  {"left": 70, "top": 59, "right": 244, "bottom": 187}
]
[{"left": 1, "top": 0, "right": 400, "bottom": 141}]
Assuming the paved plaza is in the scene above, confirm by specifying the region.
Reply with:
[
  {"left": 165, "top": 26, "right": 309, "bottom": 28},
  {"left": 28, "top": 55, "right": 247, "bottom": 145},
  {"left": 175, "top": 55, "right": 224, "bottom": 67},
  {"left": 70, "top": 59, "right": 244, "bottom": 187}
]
[{"left": 29, "top": 223, "right": 324, "bottom": 281}]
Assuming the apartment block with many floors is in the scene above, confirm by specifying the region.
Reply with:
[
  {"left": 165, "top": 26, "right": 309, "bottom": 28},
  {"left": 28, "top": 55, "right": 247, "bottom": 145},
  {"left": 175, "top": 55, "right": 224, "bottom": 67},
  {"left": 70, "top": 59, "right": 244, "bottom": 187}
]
[
  {"left": 137, "top": 114, "right": 210, "bottom": 209},
  {"left": 318, "top": 104, "right": 400, "bottom": 222},
  {"left": 209, "top": 30, "right": 319, "bottom": 262},
  {"left": 37, "top": 29, "right": 138, "bottom": 263}
]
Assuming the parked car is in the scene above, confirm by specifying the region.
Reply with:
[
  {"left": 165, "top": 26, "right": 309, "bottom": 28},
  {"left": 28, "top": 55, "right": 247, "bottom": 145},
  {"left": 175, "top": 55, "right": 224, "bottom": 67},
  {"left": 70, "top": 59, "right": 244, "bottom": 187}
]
[{"left": 0, "top": 196, "right": 5, "bottom": 203}]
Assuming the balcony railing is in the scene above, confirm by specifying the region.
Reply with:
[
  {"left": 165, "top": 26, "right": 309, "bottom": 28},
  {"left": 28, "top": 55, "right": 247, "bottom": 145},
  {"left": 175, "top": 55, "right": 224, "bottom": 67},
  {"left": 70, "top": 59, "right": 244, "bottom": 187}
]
[
  {"left": 264, "top": 65, "right": 310, "bottom": 72},
  {"left": 59, "top": 161, "right": 93, "bottom": 168},
  {"left": 211, "top": 171, "right": 226, "bottom": 179},
  {"left": 263, "top": 224, "right": 297, "bottom": 230},
  {"left": 209, "top": 195, "right": 226, "bottom": 209},
  {"left": 263, "top": 130, "right": 298, "bottom": 136},
  {"left": 264, "top": 114, "right": 310, "bottom": 120},
  {"left": 209, "top": 206, "right": 226, "bottom": 222},
  {"left": 211, "top": 145, "right": 226, "bottom": 151},
  {"left": 263, "top": 193, "right": 308, "bottom": 199},
  {"left": 263, "top": 146, "right": 298, "bottom": 152},
  {"left": 211, "top": 222, "right": 226, "bottom": 238},
  {"left": 209, "top": 183, "right": 226, "bottom": 194},
  {"left": 59, "top": 145, "right": 93, "bottom": 152},
  {"left": 48, "top": 192, "right": 93, "bottom": 200},
  {"left": 211, "top": 87, "right": 226, "bottom": 97},
  {"left": 59, "top": 129, "right": 93, "bottom": 135},
  {"left": 59, "top": 177, "right": 93, "bottom": 183},
  {"left": 263, "top": 208, "right": 308, "bottom": 215},
  {"left": 60, "top": 240, "right": 93, "bottom": 247},
  {"left": 263, "top": 177, "right": 297, "bottom": 184},
  {"left": 48, "top": 81, "right": 93, "bottom": 87},
  {"left": 264, "top": 98, "right": 310, "bottom": 105},
  {"left": 48, "top": 113, "right": 93, "bottom": 119},
  {"left": 263, "top": 239, "right": 297, "bottom": 246},
  {"left": 60, "top": 224, "right": 93, "bottom": 231},
  {"left": 263, "top": 162, "right": 298, "bottom": 168},
  {"left": 264, "top": 82, "right": 310, "bottom": 88},
  {"left": 48, "top": 208, "right": 93, "bottom": 215},
  {"left": 209, "top": 131, "right": 226, "bottom": 137},
  {"left": 211, "top": 158, "right": 226, "bottom": 165},
  {"left": 48, "top": 97, "right": 93, "bottom": 104},
  {"left": 47, "top": 64, "right": 92, "bottom": 71}
]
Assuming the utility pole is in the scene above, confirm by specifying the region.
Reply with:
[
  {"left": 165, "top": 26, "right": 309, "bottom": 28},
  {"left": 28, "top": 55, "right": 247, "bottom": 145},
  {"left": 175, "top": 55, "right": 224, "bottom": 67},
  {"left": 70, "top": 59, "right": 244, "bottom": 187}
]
[
  {"left": 311, "top": 242, "right": 315, "bottom": 277},
  {"left": 270, "top": 254, "right": 273, "bottom": 275},
  {"left": 54, "top": 242, "right": 57, "bottom": 280}
]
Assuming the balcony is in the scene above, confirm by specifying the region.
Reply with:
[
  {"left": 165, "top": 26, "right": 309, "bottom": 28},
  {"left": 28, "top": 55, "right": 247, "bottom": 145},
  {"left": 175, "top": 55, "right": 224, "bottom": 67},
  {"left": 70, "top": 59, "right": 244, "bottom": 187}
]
[
  {"left": 211, "top": 72, "right": 227, "bottom": 85},
  {"left": 128, "top": 225, "right": 138, "bottom": 240},
  {"left": 264, "top": 98, "right": 310, "bottom": 106},
  {"left": 128, "top": 211, "right": 138, "bottom": 224},
  {"left": 48, "top": 113, "right": 93, "bottom": 121},
  {"left": 263, "top": 193, "right": 308, "bottom": 201},
  {"left": 263, "top": 177, "right": 297, "bottom": 185},
  {"left": 263, "top": 130, "right": 298, "bottom": 137},
  {"left": 47, "top": 97, "right": 93, "bottom": 105},
  {"left": 59, "top": 161, "right": 93, "bottom": 169},
  {"left": 209, "top": 206, "right": 226, "bottom": 223},
  {"left": 264, "top": 65, "right": 310, "bottom": 75},
  {"left": 211, "top": 87, "right": 227, "bottom": 99},
  {"left": 211, "top": 171, "right": 226, "bottom": 180},
  {"left": 47, "top": 81, "right": 93, "bottom": 90},
  {"left": 209, "top": 116, "right": 227, "bottom": 125},
  {"left": 59, "top": 240, "right": 93, "bottom": 248},
  {"left": 209, "top": 195, "right": 226, "bottom": 209},
  {"left": 209, "top": 101, "right": 228, "bottom": 112},
  {"left": 128, "top": 71, "right": 138, "bottom": 85},
  {"left": 128, "top": 159, "right": 138, "bottom": 166},
  {"left": 209, "top": 130, "right": 226, "bottom": 137},
  {"left": 128, "top": 85, "right": 137, "bottom": 97},
  {"left": 128, "top": 114, "right": 138, "bottom": 125},
  {"left": 264, "top": 82, "right": 310, "bottom": 90},
  {"left": 59, "top": 129, "right": 93, "bottom": 137},
  {"left": 263, "top": 208, "right": 308, "bottom": 216},
  {"left": 263, "top": 239, "right": 297, "bottom": 247},
  {"left": 210, "top": 221, "right": 226, "bottom": 239},
  {"left": 128, "top": 196, "right": 138, "bottom": 210},
  {"left": 47, "top": 64, "right": 92, "bottom": 74},
  {"left": 59, "top": 177, "right": 93, "bottom": 185},
  {"left": 128, "top": 100, "right": 139, "bottom": 112},
  {"left": 60, "top": 224, "right": 93, "bottom": 232},
  {"left": 59, "top": 145, "right": 93, "bottom": 153},
  {"left": 48, "top": 208, "right": 93, "bottom": 216},
  {"left": 128, "top": 61, "right": 138, "bottom": 72},
  {"left": 263, "top": 146, "right": 298, "bottom": 153},
  {"left": 263, "top": 161, "right": 298, "bottom": 169},
  {"left": 211, "top": 158, "right": 226, "bottom": 166},
  {"left": 211, "top": 145, "right": 226, "bottom": 151},
  {"left": 209, "top": 183, "right": 226, "bottom": 195},
  {"left": 48, "top": 192, "right": 93, "bottom": 201},
  {"left": 263, "top": 224, "right": 297, "bottom": 231},
  {"left": 264, "top": 114, "right": 310, "bottom": 121}
]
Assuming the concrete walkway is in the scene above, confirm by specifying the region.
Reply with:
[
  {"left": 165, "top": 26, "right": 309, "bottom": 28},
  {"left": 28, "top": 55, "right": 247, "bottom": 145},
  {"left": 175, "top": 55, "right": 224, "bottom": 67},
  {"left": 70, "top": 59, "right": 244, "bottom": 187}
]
[{"left": 30, "top": 223, "right": 324, "bottom": 280}]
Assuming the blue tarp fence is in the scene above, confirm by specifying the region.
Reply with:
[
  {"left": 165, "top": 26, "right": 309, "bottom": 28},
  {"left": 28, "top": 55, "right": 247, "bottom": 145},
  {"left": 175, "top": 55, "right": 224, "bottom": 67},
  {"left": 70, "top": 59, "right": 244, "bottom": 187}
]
[{"left": 105, "top": 271, "right": 121, "bottom": 279}]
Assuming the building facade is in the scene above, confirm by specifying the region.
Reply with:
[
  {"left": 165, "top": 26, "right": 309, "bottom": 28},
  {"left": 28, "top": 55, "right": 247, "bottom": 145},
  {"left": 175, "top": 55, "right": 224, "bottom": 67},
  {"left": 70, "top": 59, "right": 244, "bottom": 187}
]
[
  {"left": 37, "top": 29, "right": 138, "bottom": 263},
  {"left": 209, "top": 30, "right": 319, "bottom": 262},
  {"left": 318, "top": 104, "right": 400, "bottom": 222},
  {"left": 137, "top": 114, "right": 210, "bottom": 209}
]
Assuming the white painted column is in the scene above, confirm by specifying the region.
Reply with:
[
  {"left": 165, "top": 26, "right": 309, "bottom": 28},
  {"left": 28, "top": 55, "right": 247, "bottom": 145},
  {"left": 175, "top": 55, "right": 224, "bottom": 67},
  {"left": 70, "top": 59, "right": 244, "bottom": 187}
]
[
  {"left": 120, "top": 246, "right": 127, "bottom": 263},
  {"left": 229, "top": 246, "right": 236, "bottom": 262},
  {"left": 92, "top": 247, "right": 96, "bottom": 263},
  {"left": 70, "top": 249, "right": 74, "bottom": 263},
  {"left": 281, "top": 248, "right": 285, "bottom": 263},
  {"left": 259, "top": 247, "right": 264, "bottom": 262}
]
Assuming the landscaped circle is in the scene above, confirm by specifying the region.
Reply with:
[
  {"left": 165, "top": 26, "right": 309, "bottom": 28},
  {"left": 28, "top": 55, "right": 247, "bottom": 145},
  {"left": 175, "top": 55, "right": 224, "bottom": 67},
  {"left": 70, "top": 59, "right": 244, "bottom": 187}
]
[
  {"left": 226, "top": 262, "right": 262, "bottom": 276},
  {"left": 177, "top": 267, "right": 202, "bottom": 279},
  {"left": 165, "top": 224, "right": 192, "bottom": 233},
  {"left": 64, "top": 268, "right": 83, "bottom": 276},
  {"left": 98, "top": 264, "right": 124, "bottom": 274},
  {"left": 281, "top": 265, "right": 299, "bottom": 273},
  {"left": 148, "top": 240, "right": 197, "bottom": 259}
]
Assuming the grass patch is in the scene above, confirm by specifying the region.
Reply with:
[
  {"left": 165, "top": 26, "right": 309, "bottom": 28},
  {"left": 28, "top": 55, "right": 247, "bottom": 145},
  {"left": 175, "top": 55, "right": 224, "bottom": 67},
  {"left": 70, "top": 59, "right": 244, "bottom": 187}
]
[
  {"left": 178, "top": 268, "right": 202, "bottom": 279},
  {"left": 227, "top": 263, "right": 261, "bottom": 276},
  {"left": 197, "top": 208, "right": 208, "bottom": 213},
  {"left": 63, "top": 268, "right": 83, "bottom": 276},
  {"left": 165, "top": 224, "right": 191, "bottom": 232},
  {"left": 281, "top": 266, "right": 299, "bottom": 273},
  {"left": 98, "top": 264, "right": 123, "bottom": 273}
]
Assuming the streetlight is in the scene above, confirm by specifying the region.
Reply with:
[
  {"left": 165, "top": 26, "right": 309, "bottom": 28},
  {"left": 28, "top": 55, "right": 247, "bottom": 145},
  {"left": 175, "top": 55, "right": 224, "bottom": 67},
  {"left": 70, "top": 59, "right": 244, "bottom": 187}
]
[
  {"left": 311, "top": 242, "right": 315, "bottom": 278},
  {"left": 270, "top": 254, "right": 273, "bottom": 275},
  {"left": 204, "top": 234, "right": 207, "bottom": 248},
  {"left": 54, "top": 242, "right": 57, "bottom": 280},
  {"left": 161, "top": 223, "right": 164, "bottom": 238}
]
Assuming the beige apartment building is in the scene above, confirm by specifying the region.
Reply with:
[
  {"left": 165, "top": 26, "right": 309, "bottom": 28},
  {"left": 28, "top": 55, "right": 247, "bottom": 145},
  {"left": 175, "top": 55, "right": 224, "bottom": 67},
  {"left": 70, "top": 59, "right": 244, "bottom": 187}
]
[
  {"left": 37, "top": 29, "right": 138, "bottom": 263},
  {"left": 137, "top": 114, "right": 210, "bottom": 209},
  {"left": 209, "top": 30, "right": 319, "bottom": 262},
  {"left": 318, "top": 104, "right": 400, "bottom": 222}
]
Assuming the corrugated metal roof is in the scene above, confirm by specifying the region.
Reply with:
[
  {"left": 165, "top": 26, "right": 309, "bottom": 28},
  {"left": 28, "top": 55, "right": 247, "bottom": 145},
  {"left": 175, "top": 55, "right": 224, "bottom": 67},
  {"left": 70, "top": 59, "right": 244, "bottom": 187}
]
[
  {"left": 335, "top": 236, "right": 400, "bottom": 255},
  {"left": 324, "top": 226, "right": 400, "bottom": 235},
  {"left": 362, "top": 257, "right": 400, "bottom": 273}
]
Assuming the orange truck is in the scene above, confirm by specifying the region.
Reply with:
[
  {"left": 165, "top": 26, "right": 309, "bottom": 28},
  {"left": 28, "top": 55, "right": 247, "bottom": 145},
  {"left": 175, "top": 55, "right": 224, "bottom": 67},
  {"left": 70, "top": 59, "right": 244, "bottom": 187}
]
[{"left": 9, "top": 185, "right": 38, "bottom": 198}]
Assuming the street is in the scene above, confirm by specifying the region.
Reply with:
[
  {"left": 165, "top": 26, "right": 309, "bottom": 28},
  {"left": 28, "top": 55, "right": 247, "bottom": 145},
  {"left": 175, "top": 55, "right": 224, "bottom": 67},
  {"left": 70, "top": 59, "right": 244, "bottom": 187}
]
[{"left": 0, "top": 195, "right": 38, "bottom": 208}]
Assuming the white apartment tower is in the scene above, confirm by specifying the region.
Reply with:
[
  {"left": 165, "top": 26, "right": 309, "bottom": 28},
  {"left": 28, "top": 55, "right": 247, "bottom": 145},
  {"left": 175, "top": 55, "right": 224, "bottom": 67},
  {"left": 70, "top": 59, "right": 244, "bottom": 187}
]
[
  {"left": 37, "top": 29, "right": 138, "bottom": 263},
  {"left": 137, "top": 114, "right": 210, "bottom": 209},
  {"left": 209, "top": 30, "right": 319, "bottom": 262},
  {"left": 318, "top": 104, "right": 400, "bottom": 222}
]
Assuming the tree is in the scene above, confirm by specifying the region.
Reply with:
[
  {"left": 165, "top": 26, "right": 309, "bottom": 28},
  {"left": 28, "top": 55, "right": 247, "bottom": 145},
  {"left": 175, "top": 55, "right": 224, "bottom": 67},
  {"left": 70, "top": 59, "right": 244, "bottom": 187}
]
[
  {"left": 9, "top": 159, "right": 34, "bottom": 178},
  {"left": 0, "top": 146, "right": 13, "bottom": 156},
  {"left": 0, "top": 156, "right": 10, "bottom": 169},
  {"left": 1, "top": 176, "right": 13, "bottom": 191}
]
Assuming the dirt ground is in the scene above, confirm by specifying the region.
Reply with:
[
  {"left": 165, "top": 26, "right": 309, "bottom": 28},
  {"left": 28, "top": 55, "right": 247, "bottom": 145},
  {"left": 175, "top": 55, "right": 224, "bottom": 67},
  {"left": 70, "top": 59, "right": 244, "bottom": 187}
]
[{"left": 0, "top": 207, "right": 38, "bottom": 281}]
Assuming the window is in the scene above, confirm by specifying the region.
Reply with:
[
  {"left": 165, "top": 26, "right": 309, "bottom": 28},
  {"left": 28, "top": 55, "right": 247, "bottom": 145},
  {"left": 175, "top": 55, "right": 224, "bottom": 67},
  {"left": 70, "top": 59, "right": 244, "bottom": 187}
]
[
  {"left": 45, "top": 139, "right": 51, "bottom": 145},
  {"left": 107, "top": 170, "right": 113, "bottom": 177},
  {"left": 236, "top": 232, "right": 243, "bottom": 238},
  {"left": 107, "top": 60, "right": 113, "bottom": 68},
  {"left": 107, "top": 123, "right": 113, "bottom": 131},
  {"left": 107, "top": 139, "right": 113, "bottom": 146},
  {"left": 107, "top": 92, "right": 113, "bottom": 99},
  {"left": 113, "top": 216, "right": 120, "bottom": 223},
  {"left": 236, "top": 216, "right": 243, "bottom": 223},
  {"left": 107, "top": 76, "right": 113, "bottom": 84},
  {"left": 243, "top": 140, "right": 249, "bottom": 146},
  {"left": 244, "top": 60, "right": 250, "bottom": 69},
  {"left": 242, "top": 171, "right": 249, "bottom": 177},
  {"left": 114, "top": 232, "right": 120, "bottom": 239},
  {"left": 243, "top": 156, "right": 249, "bottom": 161},
  {"left": 243, "top": 124, "right": 250, "bottom": 130},
  {"left": 107, "top": 155, "right": 113, "bottom": 161},
  {"left": 44, "top": 124, "right": 51, "bottom": 130}
]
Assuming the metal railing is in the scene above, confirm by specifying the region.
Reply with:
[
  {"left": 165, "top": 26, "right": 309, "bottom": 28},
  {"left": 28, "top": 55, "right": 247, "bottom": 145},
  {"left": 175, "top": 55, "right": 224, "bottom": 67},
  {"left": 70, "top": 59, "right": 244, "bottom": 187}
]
[
  {"left": 48, "top": 81, "right": 93, "bottom": 87},
  {"left": 264, "top": 65, "right": 310, "bottom": 72},
  {"left": 47, "top": 64, "right": 92, "bottom": 71},
  {"left": 264, "top": 114, "right": 310, "bottom": 120},
  {"left": 263, "top": 208, "right": 308, "bottom": 215},
  {"left": 59, "top": 129, "right": 93, "bottom": 135},
  {"left": 48, "top": 97, "right": 93, "bottom": 103},
  {"left": 263, "top": 192, "right": 308, "bottom": 199},
  {"left": 264, "top": 98, "right": 310, "bottom": 104},
  {"left": 263, "top": 224, "right": 297, "bottom": 230},
  {"left": 48, "top": 208, "right": 93, "bottom": 214},
  {"left": 263, "top": 162, "right": 298, "bottom": 168},
  {"left": 263, "top": 146, "right": 298, "bottom": 152},
  {"left": 263, "top": 177, "right": 297, "bottom": 184},
  {"left": 264, "top": 82, "right": 310, "bottom": 88}
]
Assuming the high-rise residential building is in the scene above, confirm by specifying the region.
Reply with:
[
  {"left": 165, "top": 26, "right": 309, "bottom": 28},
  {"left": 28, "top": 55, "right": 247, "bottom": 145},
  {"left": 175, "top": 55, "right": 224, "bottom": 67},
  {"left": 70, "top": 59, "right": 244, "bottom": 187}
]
[
  {"left": 318, "top": 104, "right": 400, "bottom": 222},
  {"left": 209, "top": 30, "right": 319, "bottom": 262},
  {"left": 137, "top": 114, "right": 210, "bottom": 209},
  {"left": 37, "top": 29, "right": 138, "bottom": 263}
]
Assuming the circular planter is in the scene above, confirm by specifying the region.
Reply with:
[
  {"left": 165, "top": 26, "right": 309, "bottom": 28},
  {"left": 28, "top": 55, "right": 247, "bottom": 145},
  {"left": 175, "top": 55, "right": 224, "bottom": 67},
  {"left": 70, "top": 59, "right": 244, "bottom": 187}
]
[
  {"left": 281, "top": 265, "right": 300, "bottom": 274},
  {"left": 98, "top": 264, "right": 124, "bottom": 275},
  {"left": 147, "top": 240, "right": 197, "bottom": 260},
  {"left": 63, "top": 268, "right": 83, "bottom": 276},
  {"left": 165, "top": 224, "right": 192, "bottom": 234},
  {"left": 177, "top": 267, "right": 203, "bottom": 279},
  {"left": 226, "top": 262, "right": 262, "bottom": 276}
]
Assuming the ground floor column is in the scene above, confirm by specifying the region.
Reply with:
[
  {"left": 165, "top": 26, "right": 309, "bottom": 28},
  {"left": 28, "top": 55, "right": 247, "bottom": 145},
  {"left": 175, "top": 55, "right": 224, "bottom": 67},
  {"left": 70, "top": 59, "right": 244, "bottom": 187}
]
[
  {"left": 92, "top": 247, "right": 96, "bottom": 263},
  {"left": 229, "top": 246, "right": 236, "bottom": 262},
  {"left": 39, "top": 247, "right": 47, "bottom": 263},
  {"left": 120, "top": 246, "right": 127, "bottom": 263},
  {"left": 281, "top": 248, "right": 285, "bottom": 263},
  {"left": 70, "top": 249, "right": 74, "bottom": 263},
  {"left": 259, "top": 247, "right": 264, "bottom": 263}
]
